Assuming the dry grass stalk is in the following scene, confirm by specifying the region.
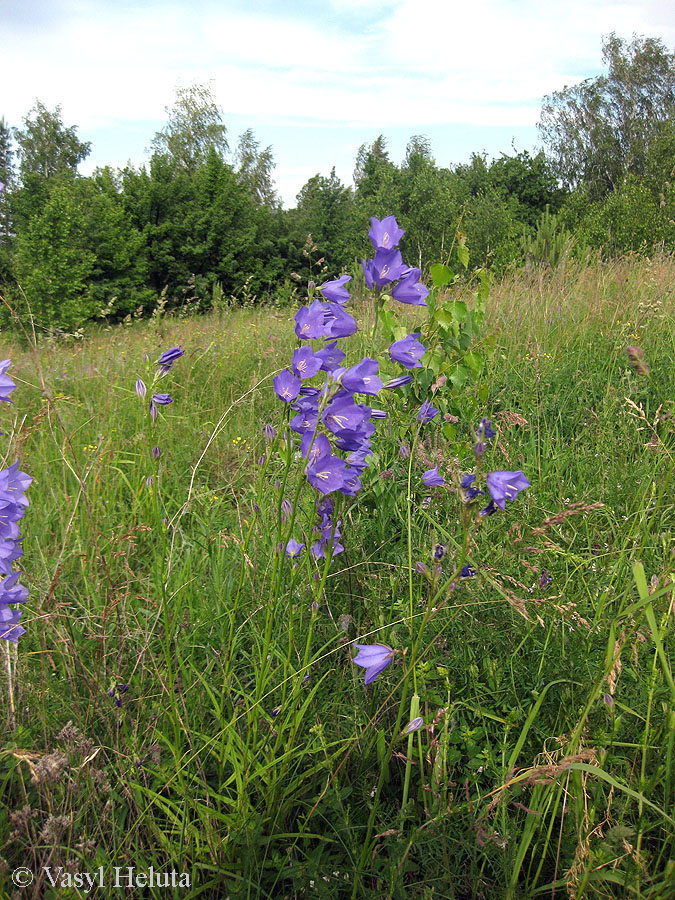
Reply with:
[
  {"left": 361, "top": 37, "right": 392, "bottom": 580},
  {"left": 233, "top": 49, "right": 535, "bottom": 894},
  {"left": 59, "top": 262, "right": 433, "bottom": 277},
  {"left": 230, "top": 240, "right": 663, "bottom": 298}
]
[{"left": 531, "top": 502, "right": 604, "bottom": 535}]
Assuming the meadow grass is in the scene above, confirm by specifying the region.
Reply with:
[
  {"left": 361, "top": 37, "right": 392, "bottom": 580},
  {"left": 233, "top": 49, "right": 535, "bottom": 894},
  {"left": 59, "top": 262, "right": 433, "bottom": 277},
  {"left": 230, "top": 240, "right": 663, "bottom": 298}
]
[{"left": 1, "top": 252, "right": 674, "bottom": 899}]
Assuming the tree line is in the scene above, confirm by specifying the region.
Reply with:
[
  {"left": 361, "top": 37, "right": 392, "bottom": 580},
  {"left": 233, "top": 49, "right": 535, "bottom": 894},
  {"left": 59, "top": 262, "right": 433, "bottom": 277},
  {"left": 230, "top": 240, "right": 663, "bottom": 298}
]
[{"left": 1, "top": 33, "right": 674, "bottom": 333}]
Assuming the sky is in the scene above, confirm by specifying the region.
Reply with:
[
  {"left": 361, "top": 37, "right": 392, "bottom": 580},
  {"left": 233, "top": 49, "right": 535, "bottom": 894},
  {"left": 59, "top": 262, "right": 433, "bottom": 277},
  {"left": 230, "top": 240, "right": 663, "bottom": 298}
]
[{"left": 3, "top": 0, "right": 675, "bottom": 208}]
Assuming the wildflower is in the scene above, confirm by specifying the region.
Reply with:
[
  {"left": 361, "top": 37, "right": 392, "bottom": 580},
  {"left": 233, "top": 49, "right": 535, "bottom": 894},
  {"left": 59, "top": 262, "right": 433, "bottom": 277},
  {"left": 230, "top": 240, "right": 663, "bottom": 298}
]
[
  {"left": 274, "top": 369, "right": 302, "bottom": 403},
  {"left": 417, "top": 399, "right": 439, "bottom": 424},
  {"left": 157, "top": 346, "right": 184, "bottom": 373},
  {"left": 368, "top": 215, "right": 405, "bottom": 252},
  {"left": 315, "top": 341, "right": 346, "bottom": 373},
  {"left": 434, "top": 543, "right": 446, "bottom": 560},
  {"left": 152, "top": 393, "right": 172, "bottom": 406},
  {"left": 318, "top": 274, "right": 351, "bottom": 304},
  {"left": 295, "top": 300, "right": 328, "bottom": 340},
  {"left": 399, "top": 443, "right": 410, "bottom": 458},
  {"left": 306, "top": 450, "right": 347, "bottom": 495},
  {"left": 340, "top": 358, "right": 383, "bottom": 395},
  {"left": 107, "top": 683, "right": 129, "bottom": 708},
  {"left": 478, "top": 418, "right": 495, "bottom": 440},
  {"left": 486, "top": 470, "right": 531, "bottom": 510},
  {"left": 539, "top": 570, "right": 552, "bottom": 589},
  {"left": 0, "top": 360, "right": 16, "bottom": 403},
  {"left": 392, "top": 268, "right": 429, "bottom": 306},
  {"left": 152, "top": 446, "right": 161, "bottom": 460},
  {"left": 383, "top": 374, "right": 413, "bottom": 390},
  {"left": 135, "top": 378, "right": 147, "bottom": 400},
  {"left": 389, "top": 333, "right": 426, "bottom": 369},
  {"left": 285, "top": 538, "right": 305, "bottom": 558},
  {"left": 352, "top": 643, "right": 395, "bottom": 685},
  {"left": 323, "top": 303, "right": 358, "bottom": 339},
  {"left": 422, "top": 467, "right": 445, "bottom": 487},
  {"left": 460, "top": 565, "right": 476, "bottom": 578},
  {"left": 362, "top": 249, "right": 407, "bottom": 288},
  {"left": 461, "top": 473, "right": 484, "bottom": 501},
  {"left": 291, "top": 346, "right": 323, "bottom": 380},
  {"left": 402, "top": 716, "right": 424, "bottom": 735}
]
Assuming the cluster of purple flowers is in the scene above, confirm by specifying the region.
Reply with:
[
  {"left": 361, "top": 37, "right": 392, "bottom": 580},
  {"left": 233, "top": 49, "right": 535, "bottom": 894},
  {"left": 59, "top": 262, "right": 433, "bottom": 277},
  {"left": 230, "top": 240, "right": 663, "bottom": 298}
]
[
  {"left": 135, "top": 346, "right": 184, "bottom": 420},
  {"left": 0, "top": 361, "right": 32, "bottom": 643},
  {"left": 274, "top": 216, "right": 438, "bottom": 562},
  {"left": 361, "top": 216, "right": 430, "bottom": 307}
]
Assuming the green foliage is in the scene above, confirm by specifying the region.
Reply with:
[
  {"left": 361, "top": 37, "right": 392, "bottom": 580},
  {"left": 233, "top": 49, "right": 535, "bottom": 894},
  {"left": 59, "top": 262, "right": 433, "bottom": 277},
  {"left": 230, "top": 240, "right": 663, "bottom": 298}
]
[
  {"left": 14, "top": 100, "right": 90, "bottom": 182},
  {"left": 522, "top": 205, "right": 574, "bottom": 267},
  {"left": 539, "top": 33, "right": 675, "bottom": 198},
  {"left": 13, "top": 176, "right": 96, "bottom": 332},
  {"left": 2, "top": 254, "right": 675, "bottom": 898},
  {"left": 150, "top": 82, "right": 228, "bottom": 174}
]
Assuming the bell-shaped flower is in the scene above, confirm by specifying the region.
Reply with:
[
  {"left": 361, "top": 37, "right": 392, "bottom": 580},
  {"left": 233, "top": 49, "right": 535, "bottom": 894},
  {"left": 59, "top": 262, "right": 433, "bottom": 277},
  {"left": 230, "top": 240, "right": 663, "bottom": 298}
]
[
  {"left": 417, "top": 399, "right": 439, "bottom": 424},
  {"left": 340, "top": 358, "right": 383, "bottom": 396},
  {"left": 352, "top": 643, "right": 395, "bottom": 685},
  {"left": 369, "top": 249, "right": 407, "bottom": 287},
  {"left": 0, "top": 603, "right": 25, "bottom": 642},
  {"left": 301, "top": 431, "right": 331, "bottom": 462},
  {"left": 318, "top": 275, "right": 351, "bottom": 304},
  {"left": 274, "top": 369, "right": 302, "bottom": 403},
  {"left": 383, "top": 374, "right": 413, "bottom": 390},
  {"left": 422, "top": 467, "right": 445, "bottom": 487},
  {"left": 0, "top": 461, "right": 32, "bottom": 508},
  {"left": 285, "top": 538, "right": 305, "bottom": 558},
  {"left": 0, "top": 360, "right": 16, "bottom": 403},
  {"left": 486, "top": 470, "right": 531, "bottom": 510},
  {"left": 305, "top": 450, "right": 347, "bottom": 495},
  {"left": 315, "top": 341, "right": 345, "bottom": 373},
  {"left": 392, "top": 268, "right": 429, "bottom": 306},
  {"left": 291, "top": 346, "right": 323, "bottom": 380},
  {"left": 295, "top": 300, "right": 328, "bottom": 340},
  {"left": 323, "top": 303, "right": 358, "bottom": 339},
  {"left": 157, "top": 346, "right": 184, "bottom": 374},
  {"left": 368, "top": 215, "right": 405, "bottom": 252},
  {"left": 389, "top": 333, "right": 426, "bottom": 369},
  {"left": 323, "top": 395, "right": 370, "bottom": 435}
]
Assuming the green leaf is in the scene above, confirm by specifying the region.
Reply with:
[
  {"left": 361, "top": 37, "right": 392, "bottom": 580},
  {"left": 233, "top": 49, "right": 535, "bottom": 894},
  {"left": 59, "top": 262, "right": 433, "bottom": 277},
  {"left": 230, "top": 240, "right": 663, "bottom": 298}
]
[
  {"left": 456, "top": 243, "right": 470, "bottom": 269},
  {"left": 430, "top": 263, "right": 454, "bottom": 287},
  {"left": 449, "top": 364, "right": 469, "bottom": 389}
]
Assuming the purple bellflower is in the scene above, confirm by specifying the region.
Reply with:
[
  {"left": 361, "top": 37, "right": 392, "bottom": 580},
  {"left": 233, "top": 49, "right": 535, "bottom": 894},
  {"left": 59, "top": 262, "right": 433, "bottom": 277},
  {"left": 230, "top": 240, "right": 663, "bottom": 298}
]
[
  {"left": 157, "top": 346, "right": 184, "bottom": 374},
  {"left": 422, "top": 467, "right": 445, "bottom": 487},
  {"left": 274, "top": 369, "right": 302, "bottom": 403},
  {"left": 305, "top": 450, "right": 347, "bottom": 495},
  {"left": 339, "top": 358, "right": 383, "bottom": 395},
  {"left": 417, "top": 399, "right": 439, "bottom": 424},
  {"left": 352, "top": 643, "right": 395, "bottom": 685},
  {"left": 485, "top": 470, "right": 531, "bottom": 510},
  {"left": 461, "top": 473, "right": 484, "bottom": 501},
  {"left": 322, "top": 303, "right": 358, "bottom": 339},
  {"left": 383, "top": 374, "right": 413, "bottom": 390},
  {"left": 365, "top": 248, "right": 407, "bottom": 288},
  {"left": 392, "top": 268, "right": 429, "bottom": 306},
  {"left": 285, "top": 538, "right": 305, "bottom": 558},
  {"left": 368, "top": 215, "right": 405, "bottom": 252},
  {"left": 0, "top": 361, "right": 16, "bottom": 403},
  {"left": 291, "top": 346, "right": 323, "bottom": 380},
  {"left": 389, "top": 333, "right": 426, "bottom": 369},
  {"left": 318, "top": 275, "right": 351, "bottom": 304},
  {"left": 315, "top": 341, "right": 345, "bottom": 373},
  {"left": 295, "top": 300, "right": 328, "bottom": 340}
]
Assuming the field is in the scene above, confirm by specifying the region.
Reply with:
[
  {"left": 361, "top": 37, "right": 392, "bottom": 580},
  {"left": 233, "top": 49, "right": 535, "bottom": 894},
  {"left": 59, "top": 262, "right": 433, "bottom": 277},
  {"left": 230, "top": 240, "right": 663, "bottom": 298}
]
[{"left": 1, "top": 251, "right": 674, "bottom": 899}]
